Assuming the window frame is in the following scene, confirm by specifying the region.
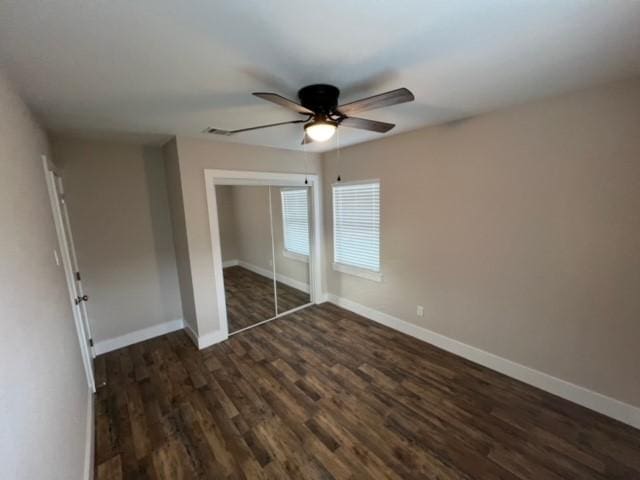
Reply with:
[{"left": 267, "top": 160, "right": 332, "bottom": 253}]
[
  {"left": 280, "top": 187, "right": 310, "bottom": 262},
  {"left": 332, "top": 179, "right": 382, "bottom": 282}
]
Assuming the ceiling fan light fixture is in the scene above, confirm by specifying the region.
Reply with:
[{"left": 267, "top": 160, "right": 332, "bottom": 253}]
[{"left": 305, "top": 118, "right": 337, "bottom": 142}]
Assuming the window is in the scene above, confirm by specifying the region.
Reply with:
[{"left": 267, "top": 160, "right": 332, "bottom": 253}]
[
  {"left": 280, "top": 188, "right": 309, "bottom": 259},
  {"left": 332, "top": 180, "right": 381, "bottom": 281}
]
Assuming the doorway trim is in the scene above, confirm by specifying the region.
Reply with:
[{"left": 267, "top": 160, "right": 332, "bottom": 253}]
[{"left": 203, "top": 169, "right": 323, "bottom": 345}]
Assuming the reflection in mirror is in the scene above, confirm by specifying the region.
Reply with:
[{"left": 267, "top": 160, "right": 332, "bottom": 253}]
[
  {"left": 216, "top": 185, "right": 276, "bottom": 333},
  {"left": 271, "top": 186, "right": 311, "bottom": 314}
]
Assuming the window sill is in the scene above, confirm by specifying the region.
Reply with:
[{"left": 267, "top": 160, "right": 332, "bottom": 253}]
[
  {"left": 283, "top": 249, "right": 309, "bottom": 263},
  {"left": 332, "top": 262, "right": 382, "bottom": 282}
]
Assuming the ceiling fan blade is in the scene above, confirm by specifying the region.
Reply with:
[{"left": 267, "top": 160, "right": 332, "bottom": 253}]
[
  {"left": 340, "top": 116, "right": 395, "bottom": 133},
  {"left": 253, "top": 92, "right": 314, "bottom": 115},
  {"left": 337, "top": 87, "right": 414, "bottom": 116},
  {"left": 206, "top": 119, "right": 307, "bottom": 135}
]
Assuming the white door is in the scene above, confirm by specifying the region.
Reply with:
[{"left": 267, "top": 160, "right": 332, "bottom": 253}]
[
  {"left": 55, "top": 175, "right": 95, "bottom": 354},
  {"left": 42, "top": 156, "right": 96, "bottom": 392}
]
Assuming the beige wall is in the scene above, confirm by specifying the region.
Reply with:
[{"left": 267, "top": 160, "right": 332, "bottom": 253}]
[
  {"left": 52, "top": 138, "right": 182, "bottom": 342},
  {"left": 169, "top": 137, "right": 321, "bottom": 336},
  {"left": 322, "top": 78, "right": 640, "bottom": 407},
  {"left": 0, "top": 73, "right": 90, "bottom": 479},
  {"left": 163, "top": 139, "right": 198, "bottom": 332},
  {"left": 225, "top": 186, "right": 273, "bottom": 269},
  {"left": 216, "top": 186, "right": 239, "bottom": 262}
]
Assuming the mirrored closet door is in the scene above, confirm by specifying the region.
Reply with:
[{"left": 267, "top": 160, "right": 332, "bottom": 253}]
[
  {"left": 217, "top": 185, "right": 276, "bottom": 333},
  {"left": 216, "top": 183, "right": 312, "bottom": 335},
  {"left": 272, "top": 186, "right": 311, "bottom": 314}
]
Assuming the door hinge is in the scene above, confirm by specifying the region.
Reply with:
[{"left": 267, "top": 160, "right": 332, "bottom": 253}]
[
  {"left": 76, "top": 271, "right": 81, "bottom": 281},
  {"left": 89, "top": 338, "right": 94, "bottom": 347}
]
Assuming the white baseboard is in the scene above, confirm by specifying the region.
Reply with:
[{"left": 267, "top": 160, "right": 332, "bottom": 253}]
[
  {"left": 184, "top": 321, "right": 228, "bottom": 350},
  {"left": 238, "top": 260, "right": 310, "bottom": 294},
  {"left": 94, "top": 319, "right": 184, "bottom": 355},
  {"left": 198, "top": 329, "right": 228, "bottom": 349},
  {"left": 326, "top": 294, "right": 640, "bottom": 430},
  {"left": 317, "top": 292, "right": 330, "bottom": 304},
  {"left": 84, "top": 387, "right": 94, "bottom": 480},
  {"left": 183, "top": 321, "right": 199, "bottom": 347},
  {"left": 222, "top": 259, "right": 239, "bottom": 268}
]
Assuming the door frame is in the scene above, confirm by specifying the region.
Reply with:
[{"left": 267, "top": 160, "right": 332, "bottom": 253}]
[
  {"left": 204, "top": 169, "right": 323, "bottom": 341},
  {"left": 42, "top": 155, "right": 95, "bottom": 392}
]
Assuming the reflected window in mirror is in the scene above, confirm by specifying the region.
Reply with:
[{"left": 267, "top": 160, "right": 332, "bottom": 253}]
[{"left": 280, "top": 188, "right": 309, "bottom": 262}]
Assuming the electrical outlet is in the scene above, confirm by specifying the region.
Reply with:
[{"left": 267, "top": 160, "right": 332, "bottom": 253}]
[{"left": 416, "top": 305, "right": 424, "bottom": 317}]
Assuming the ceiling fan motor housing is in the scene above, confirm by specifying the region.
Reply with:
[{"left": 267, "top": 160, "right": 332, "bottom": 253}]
[{"left": 298, "top": 84, "right": 340, "bottom": 116}]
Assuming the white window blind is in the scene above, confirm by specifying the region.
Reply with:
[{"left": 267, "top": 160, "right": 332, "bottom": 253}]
[
  {"left": 281, "top": 189, "right": 310, "bottom": 257},
  {"left": 333, "top": 181, "right": 380, "bottom": 273}
]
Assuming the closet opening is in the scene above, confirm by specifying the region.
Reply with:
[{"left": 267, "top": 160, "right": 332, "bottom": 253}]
[{"left": 204, "top": 170, "right": 323, "bottom": 338}]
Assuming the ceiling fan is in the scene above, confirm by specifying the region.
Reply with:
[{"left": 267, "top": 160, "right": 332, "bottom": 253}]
[{"left": 205, "top": 84, "right": 415, "bottom": 143}]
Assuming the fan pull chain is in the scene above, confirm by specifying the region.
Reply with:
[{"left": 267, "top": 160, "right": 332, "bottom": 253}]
[
  {"left": 336, "top": 127, "right": 342, "bottom": 182},
  {"left": 303, "top": 134, "right": 309, "bottom": 185}
]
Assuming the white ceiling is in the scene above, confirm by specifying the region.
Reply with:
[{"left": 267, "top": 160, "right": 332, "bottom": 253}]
[{"left": 1, "top": 0, "right": 639, "bottom": 151}]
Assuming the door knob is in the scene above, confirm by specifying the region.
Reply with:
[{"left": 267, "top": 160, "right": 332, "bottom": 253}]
[{"left": 75, "top": 295, "right": 89, "bottom": 304}]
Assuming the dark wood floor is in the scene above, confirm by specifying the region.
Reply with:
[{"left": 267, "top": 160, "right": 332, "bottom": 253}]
[
  {"left": 94, "top": 303, "right": 640, "bottom": 479},
  {"left": 223, "top": 266, "right": 310, "bottom": 333}
]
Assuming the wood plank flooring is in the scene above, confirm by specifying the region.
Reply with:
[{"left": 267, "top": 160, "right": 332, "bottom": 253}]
[
  {"left": 94, "top": 303, "right": 640, "bottom": 479},
  {"left": 223, "top": 266, "right": 310, "bottom": 333}
]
